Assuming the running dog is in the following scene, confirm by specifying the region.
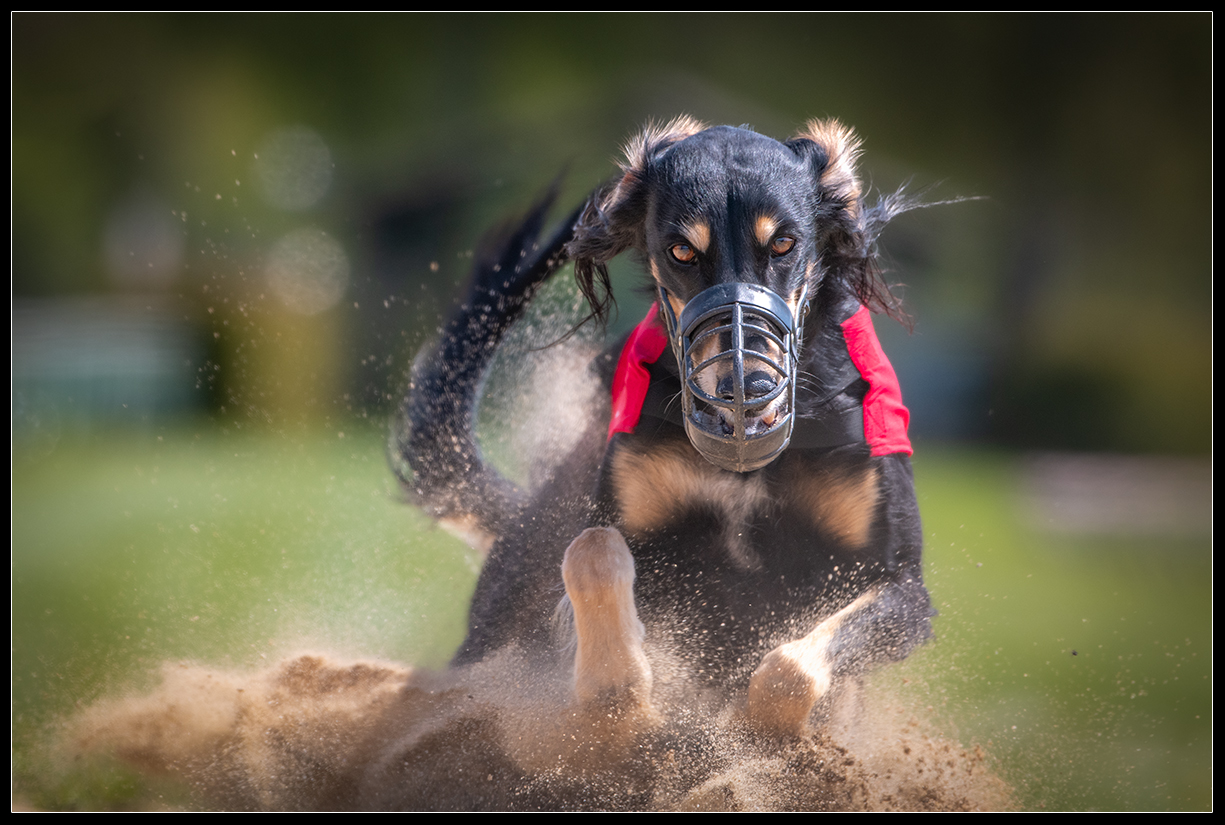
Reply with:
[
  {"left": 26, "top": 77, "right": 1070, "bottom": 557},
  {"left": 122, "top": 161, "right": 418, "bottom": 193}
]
[{"left": 398, "top": 117, "right": 933, "bottom": 737}]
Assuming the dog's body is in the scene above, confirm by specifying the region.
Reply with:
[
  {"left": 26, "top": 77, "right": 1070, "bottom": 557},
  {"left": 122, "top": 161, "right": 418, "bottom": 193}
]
[{"left": 399, "top": 118, "right": 933, "bottom": 736}]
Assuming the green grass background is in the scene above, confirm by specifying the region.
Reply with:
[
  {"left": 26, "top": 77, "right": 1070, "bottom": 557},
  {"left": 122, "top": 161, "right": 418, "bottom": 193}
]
[{"left": 12, "top": 426, "right": 1210, "bottom": 810}]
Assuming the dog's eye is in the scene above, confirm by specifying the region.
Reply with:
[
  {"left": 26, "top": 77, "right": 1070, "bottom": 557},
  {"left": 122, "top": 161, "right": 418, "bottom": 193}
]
[
  {"left": 670, "top": 243, "right": 697, "bottom": 264},
  {"left": 770, "top": 236, "right": 796, "bottom": 257}
]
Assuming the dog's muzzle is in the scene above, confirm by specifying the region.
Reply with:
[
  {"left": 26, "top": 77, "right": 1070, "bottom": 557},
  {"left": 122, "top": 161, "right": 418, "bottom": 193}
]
[{"left": 660, "top": 282, "right": 806, "bottom": 473}]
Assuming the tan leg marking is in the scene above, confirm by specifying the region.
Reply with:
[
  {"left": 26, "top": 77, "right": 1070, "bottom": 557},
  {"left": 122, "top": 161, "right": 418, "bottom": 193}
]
[
  {"left": 507, "top": 527, "right": 657, "bottom": 770},
  {"left": 561, "top": 527, "right": 652, "bottom": 705},
  {"left": 746, "top": 587, "right": 880, "bottom": 736}
]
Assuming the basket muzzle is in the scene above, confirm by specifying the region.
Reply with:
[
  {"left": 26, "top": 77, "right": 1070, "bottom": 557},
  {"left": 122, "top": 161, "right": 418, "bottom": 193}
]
[{"left": 660, "top": 282, "right": 806, "bottom": 473}]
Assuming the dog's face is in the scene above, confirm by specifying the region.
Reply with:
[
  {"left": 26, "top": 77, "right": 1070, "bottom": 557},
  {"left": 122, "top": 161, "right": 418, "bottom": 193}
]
[
  {"left": 644, "top": 127, "right": 826, "bottom": 454},
  {"left": 643, "top": 125, "right": 823, "bottom": 315},
  {"left": 572, "top": 116, "right": 864, "bottom": 307},
  {"left": 570, "top": 118, "right": 867, "bottom": 471}
]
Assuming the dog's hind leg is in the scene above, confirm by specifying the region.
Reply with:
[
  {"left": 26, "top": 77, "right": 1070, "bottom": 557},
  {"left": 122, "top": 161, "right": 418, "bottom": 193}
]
[{"left": 561, "top": 527, "right": 655, "bottom": 715}]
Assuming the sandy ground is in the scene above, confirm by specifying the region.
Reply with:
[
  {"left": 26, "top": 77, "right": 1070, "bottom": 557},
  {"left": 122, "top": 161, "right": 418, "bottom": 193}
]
[{"left": 68, "top": 650, "right": 1011, "bottom": 811}]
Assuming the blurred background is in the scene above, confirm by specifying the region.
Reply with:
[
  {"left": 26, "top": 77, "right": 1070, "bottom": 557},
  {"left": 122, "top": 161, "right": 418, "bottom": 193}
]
[{"left": 12, "top": 14, "right": 1209, "bottom": 810}]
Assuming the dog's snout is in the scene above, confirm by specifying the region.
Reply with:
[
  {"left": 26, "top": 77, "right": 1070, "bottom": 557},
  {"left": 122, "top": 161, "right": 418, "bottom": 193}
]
[{"left": 670, "top": 281, "right": 802, "bottom": 472}]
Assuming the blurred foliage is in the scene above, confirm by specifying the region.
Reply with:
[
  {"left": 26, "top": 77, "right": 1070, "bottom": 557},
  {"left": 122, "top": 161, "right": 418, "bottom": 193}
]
[{"left": 12, "top": 12, "right": 1210, "bottom": 452}]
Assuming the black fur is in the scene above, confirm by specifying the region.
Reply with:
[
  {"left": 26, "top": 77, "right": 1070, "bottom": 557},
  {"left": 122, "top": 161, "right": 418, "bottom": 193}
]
[{"left": 400, "top": 119, "right": 933, "bottom": 695}]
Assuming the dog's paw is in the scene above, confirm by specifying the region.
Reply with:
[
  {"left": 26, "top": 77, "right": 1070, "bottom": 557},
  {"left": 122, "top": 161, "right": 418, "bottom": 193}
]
[
  {"left": 561, "top": 527, "right": 653, "bottom": 705},
  {"left": 746, "top": 629, "right": 834, "bottom": 737},
  {"left": 746, "top": 588, "right": 882, "bottom": 737}
]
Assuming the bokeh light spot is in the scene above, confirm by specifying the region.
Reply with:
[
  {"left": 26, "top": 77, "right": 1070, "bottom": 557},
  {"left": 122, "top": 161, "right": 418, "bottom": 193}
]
[
  {"left": 265, "top": 227, "right": 350, "bottom": 315},
  {"left": 254, "top": 125, "right": 333, "bottom": 211}
]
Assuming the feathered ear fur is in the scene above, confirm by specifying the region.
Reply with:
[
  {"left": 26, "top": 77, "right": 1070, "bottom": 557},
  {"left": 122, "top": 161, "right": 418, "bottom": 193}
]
[
  {"left": 789, "top": 119, "right": 912, "bottom": 326},
  {"left": 789, "top": 118, "right": 863, "bottom": 217},
  {"left": 568, "top": 116, "right": 708, "bottom": 325}
]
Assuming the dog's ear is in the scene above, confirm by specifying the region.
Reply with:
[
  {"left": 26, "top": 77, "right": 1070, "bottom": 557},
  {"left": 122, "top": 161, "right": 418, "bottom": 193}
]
[
  {"left": 568, "top": 116, "right": 707, "bottom": 325},
  {"left": 787, "top": 118, "right": 863, "bottom": 218},
  {"left": 788, "top": 120, "right": 908, "bottom": 326},
  {"left": 612, "top": 115, "right": 707, "bottom": 210}
]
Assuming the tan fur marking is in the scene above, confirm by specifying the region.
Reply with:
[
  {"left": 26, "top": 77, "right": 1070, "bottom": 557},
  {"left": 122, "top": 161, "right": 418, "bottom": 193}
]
[
  {"left": 683, "top": 220, "right": 711, "bottom": 253},
  {"left": 747, "top": 587, "right": 881, "bottom": 736},
  {"left": 793, "top": 464, "right": 880, "bottom": 547},
  {"left": 687, "top": 314, "right": 785, "bottom": 413},
  {"left": 612, "top": 443, "right": 768, "bottom": 569},
  {"left": 785, "top": 262, "right": 817, "bottom": 322},
  {"left": 688, "top": 316, "right": 723, "bottom": 396},
  {"left": 667, "top": 293, "right": 687, "bottom": 325},
  {"left": 754, "top": 215, "right": 779, "bottom": 247},
  {"left": 648, "top": 259, "right": 690, "bottom": 322},
  {"left": 509, "top": 526, "right": 661, "bottom": 768},
  {"left": 793, "top": 118, "right": 862, "bottom": 215}
]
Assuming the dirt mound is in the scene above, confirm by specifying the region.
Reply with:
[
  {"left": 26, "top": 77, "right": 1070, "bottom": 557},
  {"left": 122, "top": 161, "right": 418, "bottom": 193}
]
[{"left": 70, "top": 651, "right": 1011, "bottom": 811}]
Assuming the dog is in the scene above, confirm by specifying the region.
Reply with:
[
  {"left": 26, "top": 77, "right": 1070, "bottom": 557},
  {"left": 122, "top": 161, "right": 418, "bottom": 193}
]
[{"left": 397, "top": 117, "right": 934, "bottom": 739}]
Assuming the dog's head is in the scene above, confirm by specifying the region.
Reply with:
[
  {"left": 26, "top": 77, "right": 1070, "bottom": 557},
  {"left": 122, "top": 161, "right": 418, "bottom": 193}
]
[{"left": 569, "top": 118, "right": 898, "bottom": 472}]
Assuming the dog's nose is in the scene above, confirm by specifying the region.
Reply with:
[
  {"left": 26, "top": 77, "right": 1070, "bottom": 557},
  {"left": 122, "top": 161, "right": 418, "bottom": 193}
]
[
  {"left": 745, "top": 370, "right": 776, "bottom": 398},
  {"left": 718, "top": 370, "right": 776, "bottom": 401}
]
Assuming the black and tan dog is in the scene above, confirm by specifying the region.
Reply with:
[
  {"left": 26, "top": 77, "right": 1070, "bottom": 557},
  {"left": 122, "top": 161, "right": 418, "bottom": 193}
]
[{"left": 398, "top": 117, "right": 933, "bottom": 737}]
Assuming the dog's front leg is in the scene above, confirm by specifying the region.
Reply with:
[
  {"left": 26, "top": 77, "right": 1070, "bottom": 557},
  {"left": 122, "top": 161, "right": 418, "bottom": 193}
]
[
  {"left": 502, "top": 528, "right": 656, "bottom": 773},
  {"left": 561, "top": 527, "right": 653, "bottom": 709},
  {"left": 747, "top": 571, "right": 932, "bottom": 737},
  {"left": 746, "top": 587, "right": 881, "bottom": 737}
]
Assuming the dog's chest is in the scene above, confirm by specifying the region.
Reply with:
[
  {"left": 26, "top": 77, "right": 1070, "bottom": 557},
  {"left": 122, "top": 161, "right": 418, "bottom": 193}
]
[{"left": 608, "top": 437, "right": 881, "bottom": 573}]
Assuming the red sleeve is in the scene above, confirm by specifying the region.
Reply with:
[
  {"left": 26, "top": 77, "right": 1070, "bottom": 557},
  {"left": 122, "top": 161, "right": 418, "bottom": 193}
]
[
  {"left": 840, "top": 306, "right": 913, "bottom": 457},
  {"left": 608, "top": 303, "right": 670, "bottom": 441}
]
